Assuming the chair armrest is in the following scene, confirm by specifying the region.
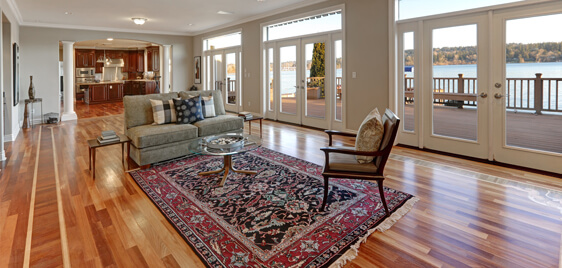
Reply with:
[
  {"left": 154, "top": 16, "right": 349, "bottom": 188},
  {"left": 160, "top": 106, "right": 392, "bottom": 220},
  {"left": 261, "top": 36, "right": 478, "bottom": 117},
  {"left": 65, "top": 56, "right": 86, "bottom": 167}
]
[
  {"left": 325, "top": 130, "right": 356, "bottom": 146},
  {"left": 320, "top": 147, "right": 384, "bottom": 157}
]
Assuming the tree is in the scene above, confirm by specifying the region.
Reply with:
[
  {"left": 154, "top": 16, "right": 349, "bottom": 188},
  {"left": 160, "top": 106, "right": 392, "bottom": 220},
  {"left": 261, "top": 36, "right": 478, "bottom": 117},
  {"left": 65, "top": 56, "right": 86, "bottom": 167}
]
[{"left": 310, "top": 43, "right": 325, "bottom": 78}]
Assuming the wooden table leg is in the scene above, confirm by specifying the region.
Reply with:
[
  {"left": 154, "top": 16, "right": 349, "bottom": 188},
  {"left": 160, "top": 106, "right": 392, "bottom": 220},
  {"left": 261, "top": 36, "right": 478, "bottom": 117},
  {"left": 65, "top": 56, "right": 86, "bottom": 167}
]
[
  {"left": 92, "top": 148, "right": 96, "bottom": 179},
  {"left": 127, "top": 142, "right": 130, "bottom": 168},
  {"left": 121, "top": 143, "right": 125, "bottom": 167},
  {"left": 248, "top": 121, "right": 252, "bottom": 135},
  {"left": 259, "top": 119, "right": 262, "bottom": 138},
  {"left": 89, "top": 147, "right": 92, "bottom": 171}
]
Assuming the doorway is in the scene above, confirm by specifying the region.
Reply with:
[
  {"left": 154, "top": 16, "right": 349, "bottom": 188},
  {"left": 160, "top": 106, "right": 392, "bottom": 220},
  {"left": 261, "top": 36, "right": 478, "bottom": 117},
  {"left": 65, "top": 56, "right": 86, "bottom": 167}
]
[{"left": 205, "top": 48, "right": 242, "bottom": 113}]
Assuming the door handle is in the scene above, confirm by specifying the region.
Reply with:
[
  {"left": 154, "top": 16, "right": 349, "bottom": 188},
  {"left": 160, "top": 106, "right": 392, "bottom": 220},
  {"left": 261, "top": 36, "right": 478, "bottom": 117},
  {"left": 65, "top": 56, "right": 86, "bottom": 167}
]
[
  {"left": 494, "top": 93, "right": 503, "bottom": 99},
  {"left": 479, "top": 92, "right": 488, "bottom": 98}
]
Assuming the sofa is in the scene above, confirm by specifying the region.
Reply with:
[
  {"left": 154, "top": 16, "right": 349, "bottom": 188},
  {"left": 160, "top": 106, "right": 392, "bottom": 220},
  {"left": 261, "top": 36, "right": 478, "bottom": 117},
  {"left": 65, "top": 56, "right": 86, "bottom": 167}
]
[{"left": 123, "top": 90, "right": 244, "bottom": 166}]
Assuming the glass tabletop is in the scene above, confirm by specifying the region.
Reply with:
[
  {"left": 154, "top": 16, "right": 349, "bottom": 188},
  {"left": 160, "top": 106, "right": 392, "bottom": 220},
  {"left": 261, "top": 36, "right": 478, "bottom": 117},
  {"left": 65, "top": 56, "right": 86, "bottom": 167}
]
[{"left": 188, "top": 133, "right": 262, "bottom": 156}]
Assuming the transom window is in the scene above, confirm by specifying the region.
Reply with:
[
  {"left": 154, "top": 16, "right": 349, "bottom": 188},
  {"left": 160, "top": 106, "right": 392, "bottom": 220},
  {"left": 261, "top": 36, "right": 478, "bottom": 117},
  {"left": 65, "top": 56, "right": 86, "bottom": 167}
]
[
  {"left": 263, "top": 10, "right": 342, "bottom": 41},
  {"left": 203, "top": 32, "right": 241, "bottom": 51},
  {"left": 398, "top": 0, "right": 525, "bottom": 20}
]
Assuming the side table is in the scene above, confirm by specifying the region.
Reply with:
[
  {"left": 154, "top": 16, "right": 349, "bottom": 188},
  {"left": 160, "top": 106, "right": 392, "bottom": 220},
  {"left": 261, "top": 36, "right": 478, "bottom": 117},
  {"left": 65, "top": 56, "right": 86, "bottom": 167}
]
[
  {"left": 87, "top": 134, "right": 131, "bottom": 179},
  {"left": 241, "top": 116, "right": 263, "bottom": 138},
  {"left": 23, "top": 98, "right": 43, "bottom": 129}
]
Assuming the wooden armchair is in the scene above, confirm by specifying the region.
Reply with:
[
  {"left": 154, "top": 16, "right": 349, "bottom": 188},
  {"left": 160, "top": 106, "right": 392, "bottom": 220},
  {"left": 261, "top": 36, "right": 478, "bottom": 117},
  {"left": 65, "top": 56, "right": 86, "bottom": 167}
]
[{"left": 320, "top": 109, "right": 400, "bottom": 215}]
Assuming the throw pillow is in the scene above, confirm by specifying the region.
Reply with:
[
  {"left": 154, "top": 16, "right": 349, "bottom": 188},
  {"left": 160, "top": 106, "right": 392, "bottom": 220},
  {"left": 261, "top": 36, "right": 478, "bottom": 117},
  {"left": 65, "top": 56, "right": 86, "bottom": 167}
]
[
  {"left": 355, "top": 108, "right": 385, "bottom": 164},
  {"left": 173, "top": 96, "right": 205, "bottom": 124},
  {"left": 201, "top": 96, "right": 216, "bottom": 118},
  {"left": 150, "top": 99, "right": 176, "bottom": 125}
]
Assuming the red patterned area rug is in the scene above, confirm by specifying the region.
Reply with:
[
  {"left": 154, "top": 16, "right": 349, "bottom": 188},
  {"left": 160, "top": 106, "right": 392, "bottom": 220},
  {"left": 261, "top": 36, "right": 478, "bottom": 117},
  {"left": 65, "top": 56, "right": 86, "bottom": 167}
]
[{"left": 129, "top": 147, "right": 418, "bottom": 267}]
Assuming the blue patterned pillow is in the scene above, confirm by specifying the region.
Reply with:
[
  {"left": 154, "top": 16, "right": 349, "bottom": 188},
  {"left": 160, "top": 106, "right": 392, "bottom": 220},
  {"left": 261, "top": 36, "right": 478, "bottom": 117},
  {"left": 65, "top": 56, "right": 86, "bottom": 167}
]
[{"left": 173, "top": 96, "right": 204, "bottom": 124}]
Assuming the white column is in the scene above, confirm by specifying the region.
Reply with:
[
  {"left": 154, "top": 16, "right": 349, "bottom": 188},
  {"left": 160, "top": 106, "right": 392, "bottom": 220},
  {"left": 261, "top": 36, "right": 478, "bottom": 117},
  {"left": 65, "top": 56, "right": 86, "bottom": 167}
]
[
  {"left": 61, "top": 41, "right": 77, "bottom": 121},
  {"left": 162, "top": 45, "right": 171, "bottom": 93}
]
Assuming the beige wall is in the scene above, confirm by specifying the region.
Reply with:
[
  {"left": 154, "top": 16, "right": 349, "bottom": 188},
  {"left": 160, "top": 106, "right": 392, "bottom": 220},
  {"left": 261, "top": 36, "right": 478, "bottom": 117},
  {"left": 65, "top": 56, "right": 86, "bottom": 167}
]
[
  {"left": 19, "top": 27, "right": 193, "bottom": 119},
  {"left": 1, "top": 1, "right": 21, "bottom": 141},
  {"left": 193, "top": 0, "right": 389, "bottom": 130}
]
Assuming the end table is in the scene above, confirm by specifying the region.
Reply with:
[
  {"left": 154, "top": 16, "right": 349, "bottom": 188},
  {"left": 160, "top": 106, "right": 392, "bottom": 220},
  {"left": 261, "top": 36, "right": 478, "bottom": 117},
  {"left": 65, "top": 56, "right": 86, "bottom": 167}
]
[{"left": 87, "top": 134, "right": 131, "bottom": 179}]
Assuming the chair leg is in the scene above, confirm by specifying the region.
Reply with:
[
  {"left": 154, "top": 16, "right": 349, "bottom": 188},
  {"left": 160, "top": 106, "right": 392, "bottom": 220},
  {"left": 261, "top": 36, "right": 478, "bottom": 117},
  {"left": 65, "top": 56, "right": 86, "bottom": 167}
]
[
  {"left": 321, "top": 176, "right": 329, "bottom": 211},
  {"left": 377, "top": 179, "right": 390, "bottom": 217}
]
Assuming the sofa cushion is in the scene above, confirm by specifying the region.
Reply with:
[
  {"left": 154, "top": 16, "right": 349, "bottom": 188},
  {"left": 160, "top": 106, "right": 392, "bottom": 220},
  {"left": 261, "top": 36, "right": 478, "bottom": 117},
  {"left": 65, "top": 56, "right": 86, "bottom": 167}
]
[
  {"left": 192, "top": 115, "right": 244, "bottom": 137},
  {"left": 355, "top": 108, "right": 384, "bottom": 164},
  {"left": 173, "top": 96, "right": 204, "bottom": 124},
  {"left": 179, "top": 90, "right": 226, "bottom": 115},
  {"left": 127, "top": 123, "right": 198, "bottom": 148},
  {"left": 201, "top": 96, "right": 216, "bottom": 118},
  {"left": 124, "top": 92, "right": 179, "bottom": 129},
  {"left": 327, "top": 146, "right": 379, "bottom": 173},
  {"left": 150, "top": 99, "right": 176, "bottom": 124}
]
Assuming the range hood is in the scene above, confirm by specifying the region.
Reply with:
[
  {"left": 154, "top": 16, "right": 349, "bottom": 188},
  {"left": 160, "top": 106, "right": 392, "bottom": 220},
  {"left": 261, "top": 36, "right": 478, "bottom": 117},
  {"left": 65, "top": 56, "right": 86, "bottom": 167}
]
[{"left": 104, "top": 58, "right": 124, "bottom": 67}]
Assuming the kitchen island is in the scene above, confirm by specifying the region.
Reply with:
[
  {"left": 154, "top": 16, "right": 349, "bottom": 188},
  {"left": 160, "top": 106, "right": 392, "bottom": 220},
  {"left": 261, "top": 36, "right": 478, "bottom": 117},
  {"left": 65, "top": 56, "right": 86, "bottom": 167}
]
[{"left": 78, "top": 80, "right": 157, "bottom": 104}]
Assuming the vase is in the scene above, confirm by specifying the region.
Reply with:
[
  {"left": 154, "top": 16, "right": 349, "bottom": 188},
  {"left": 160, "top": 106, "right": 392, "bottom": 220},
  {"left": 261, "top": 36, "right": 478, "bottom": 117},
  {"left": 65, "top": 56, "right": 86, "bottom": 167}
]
[{"left": 28, "top": 75, "right": 35, "bottom": 100}]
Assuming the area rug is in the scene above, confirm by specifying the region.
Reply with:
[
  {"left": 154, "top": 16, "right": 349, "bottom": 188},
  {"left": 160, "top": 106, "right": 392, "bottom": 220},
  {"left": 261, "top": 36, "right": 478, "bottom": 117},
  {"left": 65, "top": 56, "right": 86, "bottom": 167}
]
[{"left": 129, "top": 147, "right": 418, "bottom": 267}]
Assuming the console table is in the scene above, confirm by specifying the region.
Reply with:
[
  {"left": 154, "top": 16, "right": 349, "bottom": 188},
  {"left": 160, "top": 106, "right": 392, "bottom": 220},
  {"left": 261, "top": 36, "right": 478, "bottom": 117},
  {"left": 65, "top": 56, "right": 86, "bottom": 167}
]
[{"left": 23, "top": 98, "right": 43, "bottom": 129}]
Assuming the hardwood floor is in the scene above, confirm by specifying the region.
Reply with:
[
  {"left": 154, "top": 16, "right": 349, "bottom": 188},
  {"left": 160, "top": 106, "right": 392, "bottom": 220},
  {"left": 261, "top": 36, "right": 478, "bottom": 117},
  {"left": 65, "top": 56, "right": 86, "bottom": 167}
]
[{"left": 1, "top": 108, "right": 561, "bottom": 267}]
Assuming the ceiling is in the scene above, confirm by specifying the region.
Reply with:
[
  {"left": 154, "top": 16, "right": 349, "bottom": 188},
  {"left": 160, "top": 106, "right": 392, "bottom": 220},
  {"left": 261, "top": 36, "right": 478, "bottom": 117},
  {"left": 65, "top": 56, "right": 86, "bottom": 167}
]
[{"left": 14, "top": 0, "right": 327, "bottom": 36}]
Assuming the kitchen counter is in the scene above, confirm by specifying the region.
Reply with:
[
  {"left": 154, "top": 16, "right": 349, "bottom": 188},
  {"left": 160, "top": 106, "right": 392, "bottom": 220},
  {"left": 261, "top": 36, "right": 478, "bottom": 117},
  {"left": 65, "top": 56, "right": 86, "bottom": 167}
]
[{"left": 77, "top": 79, "right": 157, "bottom": 86}]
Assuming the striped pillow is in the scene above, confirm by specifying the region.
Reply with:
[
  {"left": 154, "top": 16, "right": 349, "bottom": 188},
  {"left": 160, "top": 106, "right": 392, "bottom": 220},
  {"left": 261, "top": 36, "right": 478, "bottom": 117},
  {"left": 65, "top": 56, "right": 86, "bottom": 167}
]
[
  {"left": 201, "top": 96, "right": 216, "bottom": 118},
  {"left": 150, "top": 99, "right": 176, "bottom": 125}
]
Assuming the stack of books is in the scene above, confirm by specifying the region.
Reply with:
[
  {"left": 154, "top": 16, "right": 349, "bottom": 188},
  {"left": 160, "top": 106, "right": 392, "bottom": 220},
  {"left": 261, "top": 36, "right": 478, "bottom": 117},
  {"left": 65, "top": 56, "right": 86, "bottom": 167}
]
[
  {"left": 239, "top": 111, "right": 253, "bottom": 120},
  {"left": 98, "top": 130, "right": 120, "bottom": 144}
]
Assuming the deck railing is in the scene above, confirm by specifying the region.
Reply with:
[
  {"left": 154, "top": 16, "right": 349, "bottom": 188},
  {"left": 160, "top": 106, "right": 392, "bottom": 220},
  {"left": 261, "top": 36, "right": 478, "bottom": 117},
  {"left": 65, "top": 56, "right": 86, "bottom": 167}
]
[{"left": 405, "top": 73, "right": 562, "bottom": 114}]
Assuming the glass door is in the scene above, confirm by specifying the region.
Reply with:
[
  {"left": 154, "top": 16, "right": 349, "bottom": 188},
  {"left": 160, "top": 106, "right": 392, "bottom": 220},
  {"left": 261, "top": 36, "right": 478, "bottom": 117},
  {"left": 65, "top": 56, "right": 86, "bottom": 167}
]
[
  {"left": 492, "top": 5, "right": 562, "bottom": 173},
  {"left": 277, "top": 40, "right": 301, "bottom": 124},
  {"left": 422, "top": 14, "right": 490, "bottom": 159},
  {"left": 397, "top": 22, "right": 420, "bottom": 147},
  {"left": 212, "top": 54, "right": 223, "bottom": 92},
  {"left": 224, "top": 48, "right": 241, "bottom": 113},
  {"left": 301, "top": 36, "right": 329, "bottom": 129}
]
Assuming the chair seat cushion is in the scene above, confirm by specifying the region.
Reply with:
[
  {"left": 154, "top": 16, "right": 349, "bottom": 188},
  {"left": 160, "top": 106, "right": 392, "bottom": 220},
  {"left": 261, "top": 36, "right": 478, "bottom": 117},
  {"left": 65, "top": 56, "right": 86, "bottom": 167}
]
[
  {"left": 127, "top": 123, "right": 198, "bottom": 148},
  {"left": 193, "top": 115, "right": 244, "bottom": 137},
  {"left": 355, "top": 108, "right": 384, "bottom": 164},
  {"left": 327, "top": 146, "right": 379, "bottom": 173}
]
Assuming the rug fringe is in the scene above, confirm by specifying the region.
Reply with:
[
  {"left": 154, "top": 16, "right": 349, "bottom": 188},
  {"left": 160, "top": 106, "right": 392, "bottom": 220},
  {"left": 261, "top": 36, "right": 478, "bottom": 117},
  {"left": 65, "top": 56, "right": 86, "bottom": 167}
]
[{"left": 328, "top": 197, "right": 420, "bottom": 268}]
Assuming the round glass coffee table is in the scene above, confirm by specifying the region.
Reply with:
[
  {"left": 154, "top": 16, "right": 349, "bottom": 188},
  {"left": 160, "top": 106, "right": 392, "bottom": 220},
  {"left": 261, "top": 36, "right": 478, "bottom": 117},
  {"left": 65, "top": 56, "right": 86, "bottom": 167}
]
[{"left": 188, "top": 133, "right": 262, "bottom": 187}]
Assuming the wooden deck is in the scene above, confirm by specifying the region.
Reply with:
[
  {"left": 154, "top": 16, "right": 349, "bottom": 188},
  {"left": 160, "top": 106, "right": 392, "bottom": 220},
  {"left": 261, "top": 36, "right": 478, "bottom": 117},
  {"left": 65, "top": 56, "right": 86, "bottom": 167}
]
[{"left": 404, "top": 104, "right": 562, "bottom": 154}]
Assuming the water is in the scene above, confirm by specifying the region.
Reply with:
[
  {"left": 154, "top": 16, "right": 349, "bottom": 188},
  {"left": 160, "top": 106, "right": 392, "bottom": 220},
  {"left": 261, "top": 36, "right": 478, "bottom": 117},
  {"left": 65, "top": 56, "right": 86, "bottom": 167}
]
[
  {"left": 279, "top": 69, "right": 343, "bottom": 95},
  {"left": 405, "top": 62, "right": 562, "bottom": 110}
]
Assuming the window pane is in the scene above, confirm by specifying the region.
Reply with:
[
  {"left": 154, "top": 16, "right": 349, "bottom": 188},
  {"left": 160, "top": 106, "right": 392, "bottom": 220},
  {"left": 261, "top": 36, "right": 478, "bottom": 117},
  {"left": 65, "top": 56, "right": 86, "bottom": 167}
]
[
  {"left": 335, "top": 40, "right": 342, "bottom": 121},
  {"left": 403, "top": 32, "right": 415, "bottom": 132},
  {"left": 265, "top": 10, "right": 341, "bottom": 41},
  {"left": 268, "top": 48, "right": 274, "bottom": 111},
  {"left": 204, "top": 32, "right": 241, "bottom": 50},
  {"left": 280, "top": 46, "right": 297, "bottom": 115},
  {"left": 226, "top": 53, "right": 236, "bottom": 104},
  {"left": 399, "top": 0, "right": 523, "bottom": 20},
  {"left": 305, "top": 42, "right": 326, "bottom": 119}
]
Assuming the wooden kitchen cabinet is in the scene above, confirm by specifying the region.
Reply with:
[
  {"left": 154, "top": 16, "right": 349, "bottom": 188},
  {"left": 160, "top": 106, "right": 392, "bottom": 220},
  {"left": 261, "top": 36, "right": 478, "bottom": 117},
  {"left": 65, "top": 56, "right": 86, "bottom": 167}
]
[
  {"left": 86, "top": 83, "right": 124, "bottom": 104},
  {"left": 129, "top": 50, "right": 144, "bottom": 73},
  {"left": 145, "top": 81, "right": 157, "bottom": 94},
  {"left": 95, "top": 51, "right": 104, "bottom": 73},
  {"left": 76, "top": 49, "right": 95, "bottom": 68},
  {"left": 147, "top": 46, "right": 159, "bottom": 72},
  {"left": 122, "top": 51, "right": 129, "bottom": 72}
]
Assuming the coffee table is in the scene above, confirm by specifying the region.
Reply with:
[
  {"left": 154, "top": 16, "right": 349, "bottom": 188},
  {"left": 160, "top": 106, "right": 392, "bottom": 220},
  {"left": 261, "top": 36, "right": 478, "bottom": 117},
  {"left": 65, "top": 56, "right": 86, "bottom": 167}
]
[{"left": 188, "top": 133, "right": 262, "bottom": 186}]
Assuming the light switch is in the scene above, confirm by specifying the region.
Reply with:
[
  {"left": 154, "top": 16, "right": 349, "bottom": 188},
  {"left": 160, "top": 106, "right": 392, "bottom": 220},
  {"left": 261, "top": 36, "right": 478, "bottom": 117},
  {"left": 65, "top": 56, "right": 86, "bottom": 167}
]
[{"left": 352, "top": 72, "right": 357, "bottom": 78}]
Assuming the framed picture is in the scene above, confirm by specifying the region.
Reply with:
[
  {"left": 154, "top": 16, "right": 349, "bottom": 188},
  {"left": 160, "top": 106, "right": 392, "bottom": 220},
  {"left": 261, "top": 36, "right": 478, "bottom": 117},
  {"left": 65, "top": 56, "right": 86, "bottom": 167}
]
[
  {"left": 194, "top": 56, "right": 201, "bottom": 84},
  {"left": 13, "top": 43, "right": 19, "bottom": 106}
]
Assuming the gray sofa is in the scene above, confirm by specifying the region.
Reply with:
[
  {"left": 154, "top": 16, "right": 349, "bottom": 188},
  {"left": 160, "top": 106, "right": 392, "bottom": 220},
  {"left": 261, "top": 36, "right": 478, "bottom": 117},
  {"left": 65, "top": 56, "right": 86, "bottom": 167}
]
[{"left": 123, "top": 90, "right": 244, "bottom": 165}]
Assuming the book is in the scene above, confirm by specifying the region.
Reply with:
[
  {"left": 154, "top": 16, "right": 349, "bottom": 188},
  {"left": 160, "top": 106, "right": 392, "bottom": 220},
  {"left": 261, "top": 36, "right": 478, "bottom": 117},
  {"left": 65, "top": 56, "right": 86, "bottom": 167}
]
[
  {"left": 97, "top": 136, "right": 119, "bottom": 144},
  {"left": 100, "top": 134, "right": 118, "bottom": 140},
  {"left": 238, "top": 112, "right": 253, "bottom": 120},
  {"left": 101, "top": 130, "right": 116, "bottom": 137}
]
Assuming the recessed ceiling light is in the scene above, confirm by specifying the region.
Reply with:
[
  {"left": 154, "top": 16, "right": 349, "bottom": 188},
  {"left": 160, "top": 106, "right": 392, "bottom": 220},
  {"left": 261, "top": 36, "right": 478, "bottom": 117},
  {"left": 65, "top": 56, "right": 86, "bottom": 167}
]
[
  {"left": 64, "top": 11, "right": 72, "bottom": 15},
  {"left": 131, "top": 18, "right": 147, "bottom": 25},
  {"left": 188, "top": 23, "right": 194, "bottom": 26},
  {"left": 217, "top": 11, "right": 233, "bottom": 15},
  {"left": 257, "top": 0, "right": 265, "bottom": 2},
  {"left": 107, "top": 38, "right": 113, "bottom": 41}
]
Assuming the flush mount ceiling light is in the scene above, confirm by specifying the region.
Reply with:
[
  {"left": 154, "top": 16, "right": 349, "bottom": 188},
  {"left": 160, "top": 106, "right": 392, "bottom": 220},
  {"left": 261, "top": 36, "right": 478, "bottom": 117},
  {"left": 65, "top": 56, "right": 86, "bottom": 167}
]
[
  {"left": 107, "top": 38, "right": 113, "bottom": 41},
  {"left": 132, "top": 18, "right": 147, "bottom": 25},
  {"left": 64, "top": 11, "right": 72, "bottom": 15},
  {"left": 217, "top": 11, "right": 233, "bottom": 15}
]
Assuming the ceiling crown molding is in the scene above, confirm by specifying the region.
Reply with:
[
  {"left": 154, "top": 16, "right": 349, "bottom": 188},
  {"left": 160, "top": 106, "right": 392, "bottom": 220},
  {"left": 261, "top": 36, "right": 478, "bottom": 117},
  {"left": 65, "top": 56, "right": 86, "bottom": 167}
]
[
  {"left": 6, "top": 0, "right": 24, "bottom": 24},
  {"left": 20, "top": 22, "right": 194, "bottom": 36},
  {"left": 193, "top": 0, "right": 328, "bottom": 36}
]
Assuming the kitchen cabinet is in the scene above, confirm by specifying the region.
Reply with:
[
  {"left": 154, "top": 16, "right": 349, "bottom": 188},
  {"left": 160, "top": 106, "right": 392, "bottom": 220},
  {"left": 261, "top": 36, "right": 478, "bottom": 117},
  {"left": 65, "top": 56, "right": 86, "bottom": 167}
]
[
  {"left": 95, "top": 51, "right": 104, "bottom": 73},
  {"left": 122, "top": 51, "right": 129, "bottom": 72},
  {"left": 128, "top": 50, "right": 144, "bottom": 73},
  {"left": 145, "top": 81, "right": 157, "bottom": 94},
  {"left": 76, "top": 49, "right": 95, "bottom": 68},
  {"left": 85, "top": 83, "right": 124, "bottom": 104},
  {"left": 147, "top": 46, "right": 159, "bottom": 72}
]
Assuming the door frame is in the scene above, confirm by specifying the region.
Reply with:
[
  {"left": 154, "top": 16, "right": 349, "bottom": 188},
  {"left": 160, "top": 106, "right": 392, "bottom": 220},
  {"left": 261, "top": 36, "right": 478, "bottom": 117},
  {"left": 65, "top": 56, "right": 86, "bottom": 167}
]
[{"left": 204, "top": 47, "right": 242, "bottom": 113}]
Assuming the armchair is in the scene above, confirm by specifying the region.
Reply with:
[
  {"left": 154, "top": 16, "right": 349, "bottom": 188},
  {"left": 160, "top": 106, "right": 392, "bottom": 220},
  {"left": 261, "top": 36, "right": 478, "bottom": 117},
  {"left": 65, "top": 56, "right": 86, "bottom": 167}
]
[{"left": 320, "top": 109, "right": 400, "bottom": 215}]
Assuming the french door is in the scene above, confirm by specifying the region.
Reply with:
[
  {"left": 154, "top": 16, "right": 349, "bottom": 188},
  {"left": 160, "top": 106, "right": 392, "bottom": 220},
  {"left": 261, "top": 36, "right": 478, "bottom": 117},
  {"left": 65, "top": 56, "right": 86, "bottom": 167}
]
[
  {"left": 266, "top": 34, "right": 341, "bottom": 130},
  {"left": 205, "top": 47, "right": 242, "bottom": 113},
  {"left": 397, "top": 2, "right": 562, "bottom": 173}
]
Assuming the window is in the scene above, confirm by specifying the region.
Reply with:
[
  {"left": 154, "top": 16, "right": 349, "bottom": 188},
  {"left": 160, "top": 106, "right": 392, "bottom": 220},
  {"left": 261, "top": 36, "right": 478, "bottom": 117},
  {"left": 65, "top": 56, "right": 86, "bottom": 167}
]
[
  {"left": 398, "top": 0, "right": 524, "bottom": 20},
  {"left": 203, "top": 32, "right": 241, "bottom": 51},
  {"left": 263, "top": 10, "right": 342, "bottom": 41}
]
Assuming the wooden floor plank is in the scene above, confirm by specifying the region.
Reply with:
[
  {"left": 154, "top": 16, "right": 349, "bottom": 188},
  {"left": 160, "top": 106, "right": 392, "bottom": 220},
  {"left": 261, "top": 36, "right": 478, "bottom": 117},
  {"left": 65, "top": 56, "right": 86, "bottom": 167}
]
[{"left": 0, "top": 103, "right": 560, "bottom": 267}]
